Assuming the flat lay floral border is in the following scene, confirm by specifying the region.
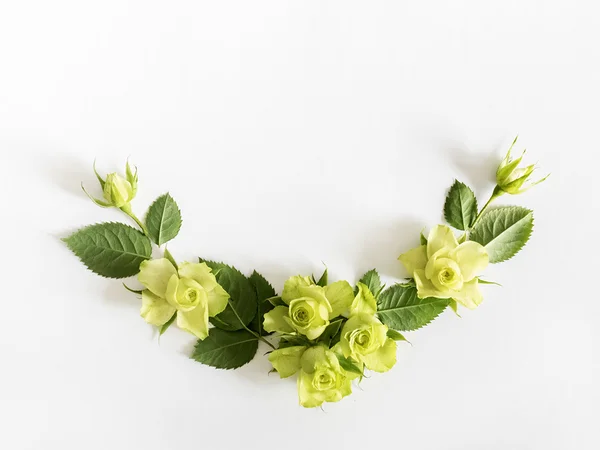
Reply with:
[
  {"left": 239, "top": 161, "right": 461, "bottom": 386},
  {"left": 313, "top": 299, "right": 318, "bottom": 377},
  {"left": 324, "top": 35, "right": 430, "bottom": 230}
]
[{"left": 64, "top": 137, "right": 547, "bottom": 408}]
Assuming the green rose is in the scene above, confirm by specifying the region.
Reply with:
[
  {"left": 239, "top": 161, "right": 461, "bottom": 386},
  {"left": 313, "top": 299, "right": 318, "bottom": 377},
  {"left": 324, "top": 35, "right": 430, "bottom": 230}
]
[
  {"left": 268, "top": 346, "right": 307, "bottom": 379},
  {"left": 339, "top": 313, "right": 396, "bottom": 373},
  {"left": 399, "top": 225, "right": 489, "bottom": 309},
  {"left": 82, "top": 160, "right": 138, "bottom": 208},
  {"left": 496, "top": 137, "right": 548, "bottom": 195},
  {"left": 263, "top": 275, "right": 354, "bottom": 340},
  {"left": 298, "top": 346, "right": 352, "bottom": 407},
  {"left": 268, "top": 345, "right": 352, "bottom": 408},
  {"left": 137, "top": 258, "right": 229, "bottom": 339}
]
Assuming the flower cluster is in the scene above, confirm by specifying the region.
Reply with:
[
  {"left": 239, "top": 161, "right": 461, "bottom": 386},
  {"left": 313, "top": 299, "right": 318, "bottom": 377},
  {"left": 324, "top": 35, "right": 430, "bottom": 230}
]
[
  {"left": 63, "top": 137, "right": 547, "bottom": 408},
  {"left": 266, "top": 275, "right": 397, "bottom": 407}
]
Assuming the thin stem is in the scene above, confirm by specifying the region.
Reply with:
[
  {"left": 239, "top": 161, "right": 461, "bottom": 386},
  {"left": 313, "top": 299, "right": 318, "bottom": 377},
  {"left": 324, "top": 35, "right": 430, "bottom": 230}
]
[
  {"left": 120, "top": 204, "right": 150, "bottom": 236},
  {"left": 460, "top": 186, "right": 503, "bottom": 241},
  {"left": 130, "top": 213, "right": 148, "bottom": 233},
  {"left": 228, "top": 300, "right": 276, "bottom": 350},
  {"left": 471, "top": 186, "right": 501, "bottom": 229}
]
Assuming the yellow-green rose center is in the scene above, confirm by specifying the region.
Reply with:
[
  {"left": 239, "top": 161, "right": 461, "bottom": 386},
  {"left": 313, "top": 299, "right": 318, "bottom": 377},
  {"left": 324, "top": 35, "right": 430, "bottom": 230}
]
[
  {"left": 430, "top": 258, "right": 463, "bottom": 291},
  {"left": 355, "top": 331, "right": 369, "bottom": 346},
  {"left": 174, "top": 277, "right": 204, "bottom": 311},
  {"left": 186, "top": 288, "right": 199, "bottom": 302},
  {"left": 439, "top": 267, "right": 456, "bottom": 284},
  {"left": 285, "top": 297, "right": 330, "bottom": 340},
  {"left": 290, "top": 301, "right": 315, "bottom": 327},
  {"left": 348, "top": 327, "right": 378, "bottom": 355},
  {"left": 313, "top": 368, "right": 337, "bottom": 391}
]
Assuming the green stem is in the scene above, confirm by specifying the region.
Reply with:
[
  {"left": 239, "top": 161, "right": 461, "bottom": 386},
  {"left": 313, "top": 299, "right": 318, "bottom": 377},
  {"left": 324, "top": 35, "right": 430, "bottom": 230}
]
[
  {"left": 460, "top": 186, "right": 503, "bottom": 241},
  {"left": 472, "top": 186, "right": 502, "bottom": 229},
  {"left": 228, "top": 300, "right": 276, "bottom": 350},
  {"left": 120, "top": 204, "right": 150, "bottom": 236}
]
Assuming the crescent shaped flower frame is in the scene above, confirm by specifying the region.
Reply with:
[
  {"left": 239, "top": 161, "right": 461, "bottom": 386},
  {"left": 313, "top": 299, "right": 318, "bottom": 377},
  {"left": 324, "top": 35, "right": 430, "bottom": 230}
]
[{"left": 63, "top": 136, "right": 547, "bottom": 408}]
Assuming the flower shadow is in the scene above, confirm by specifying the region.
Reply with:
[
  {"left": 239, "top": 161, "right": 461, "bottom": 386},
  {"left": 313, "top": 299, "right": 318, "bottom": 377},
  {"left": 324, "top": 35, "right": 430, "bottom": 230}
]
[
  {"left": 35, "top": 151, "right": 99, "bottom": 200},
  {"left": 348, "top": 217, "right": 426, "bottom": 282},
  {"left": 446, "top": 144, "right": 503, "bottom": 195}
]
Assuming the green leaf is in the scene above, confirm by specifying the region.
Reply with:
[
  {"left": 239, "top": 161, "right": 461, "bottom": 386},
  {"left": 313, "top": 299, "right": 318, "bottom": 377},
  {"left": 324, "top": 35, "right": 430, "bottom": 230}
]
[
  {"left": 330, "top": 332, "right": 343, "bottom": 347},
  {"left": 198, "top": 258, "right": 229, "bottom": 273},
  {"left": 403, "top": 278, "right": 416, "bottom": 288},
  {"left": 191, "top": 329, "right": 258, "bottom": 370},
  {"left": 63, "top": 222, "right": 152, "bottom": 278},
  {"left": 478, "top": 278, "right": 502, "bottom": 286},
  {"left": 159, "top": 312, "right": 177, "bottom": 336},
  {"left": 123, "top": 283, "right": 143, "bottom": 294},
  {"left": 335, "top": 354, "right": 363, "bottom": 376},
  {"left": 93, "top": 160, "right": 106, "bottom": 189},
  {"left": 278, "top": 335, "right": 310, "bottom": 349},
  {"left": 318, "top": 319, "right": 344, "bottom": 345},
  {"left": 470, "top": 206, "right": 534, "bottom": 263},
  {"left": 420, "top": 231, "right": 428, "bottom": 246},
  {"left": 448, "top": 300, "right": 461, "bottom": 317},
  {"left": 316, "top": 267, "right": 328, "bottom": 287},
  {"left": 249, "top": 271, "right": 277, "bottom": 301},
  {"left": 444, "top": 180, "right": 478, "bottom": 231},
  {"left": 377, "top": 284, "right": 450, "bottom": 331},
  {"left": 248, "top": 271, "right": 277, "bottom": 336},
  {"left": 145, "top": 193, "right": 182, "bottom": 245},
  {"left": 201, "top": 260, "right": 257, "bottom": 331},
  {"left": 208, "top": 315, "right": 231, "bottom": 329},
  {"left": 81, "top": 183, "right": 111, "bottom": 208},
  {"left": 267, "top": 296, "right": 286, "bottom": 307},
  {"left": 163, "top": 247, "right": 178, "bottom": 269},
  {"left": 386, "top": 329, "right": 408, "bottom": 342},
  {"left": 358, "top": 269, "right": 383, "bottom": 298}
]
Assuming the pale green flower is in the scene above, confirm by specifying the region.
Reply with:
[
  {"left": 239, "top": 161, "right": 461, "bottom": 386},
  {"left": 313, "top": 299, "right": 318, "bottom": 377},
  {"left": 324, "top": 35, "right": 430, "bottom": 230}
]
[
  {"left": 399, "top": 225, "right": 489, "bottom": 309},
  {"left": 83, "top": 160, "right": 138, "bottom": 208},
  {"left": 268, "top": 345, "right": 353, "bottom": 407},
  {"left": 287, "top": 293, "right": 330, "bottom": 339},
  {"left": 351, "top": 282, "right": 378, "bottom": 315},
  {"left": 339, "top": 313, "right": 396, "bottom": 373},
  {"left": 297, "top": 346, "right": 352, "bottom": 408},
  {"left": 268, "top": 345, "right": 307, "bottom": 378},
  {"left": 137, "top": 258, "right": 229, "bottom": 339},
  {"left": 496, "top": 137, "right": 549, "bottom": 195},
  {"left": 263, "top": 275, "right": 354, "bottom": 340}
]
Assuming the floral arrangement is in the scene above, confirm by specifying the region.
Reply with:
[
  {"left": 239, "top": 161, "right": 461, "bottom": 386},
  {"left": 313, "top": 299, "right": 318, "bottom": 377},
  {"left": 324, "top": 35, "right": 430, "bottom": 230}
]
[{"left": 64, "top": 137, "right": 546, "bottom": 408}]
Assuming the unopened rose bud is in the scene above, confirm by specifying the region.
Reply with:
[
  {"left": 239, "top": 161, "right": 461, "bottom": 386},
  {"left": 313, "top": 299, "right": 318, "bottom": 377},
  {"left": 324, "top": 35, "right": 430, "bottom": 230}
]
[
  {"left": 496, "top": 136, "right": 549, "bottom": 195},
  {"left": 103, "top": 173, "right": 135, "bottom": 208},
  {"left": 82, "top": 160, "right": 138, "bottom": 208}
]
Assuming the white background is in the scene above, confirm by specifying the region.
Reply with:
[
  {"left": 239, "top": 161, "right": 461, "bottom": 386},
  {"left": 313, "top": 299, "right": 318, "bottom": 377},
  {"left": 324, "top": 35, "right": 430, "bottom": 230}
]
[{"left": 1, "top": 1, "right": 598, "bottom": 449}]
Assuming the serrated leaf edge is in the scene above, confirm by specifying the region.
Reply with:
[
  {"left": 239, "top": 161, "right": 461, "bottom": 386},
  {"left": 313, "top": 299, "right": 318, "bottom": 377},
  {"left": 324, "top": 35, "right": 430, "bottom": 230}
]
[
  {"left": 191, "top": 335, "right": 259, "bottom": 370},
  {"left": 471, "top": 206, "right": 534, "bottom": 264},
  {"left": 146, "top": 193, "right": 182, "bottom": 246},
  {"left": 63, "top": 221, "right": 151, "bottom": 279},
  {"left": 444, "top": 179, "right": 478, "bottom": 231},
  {"left": 377, "top": 285, "right": 451, "bottom": 332},
  {"left": 378, "top": 300, "right": 449, "bottom": 331}
]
